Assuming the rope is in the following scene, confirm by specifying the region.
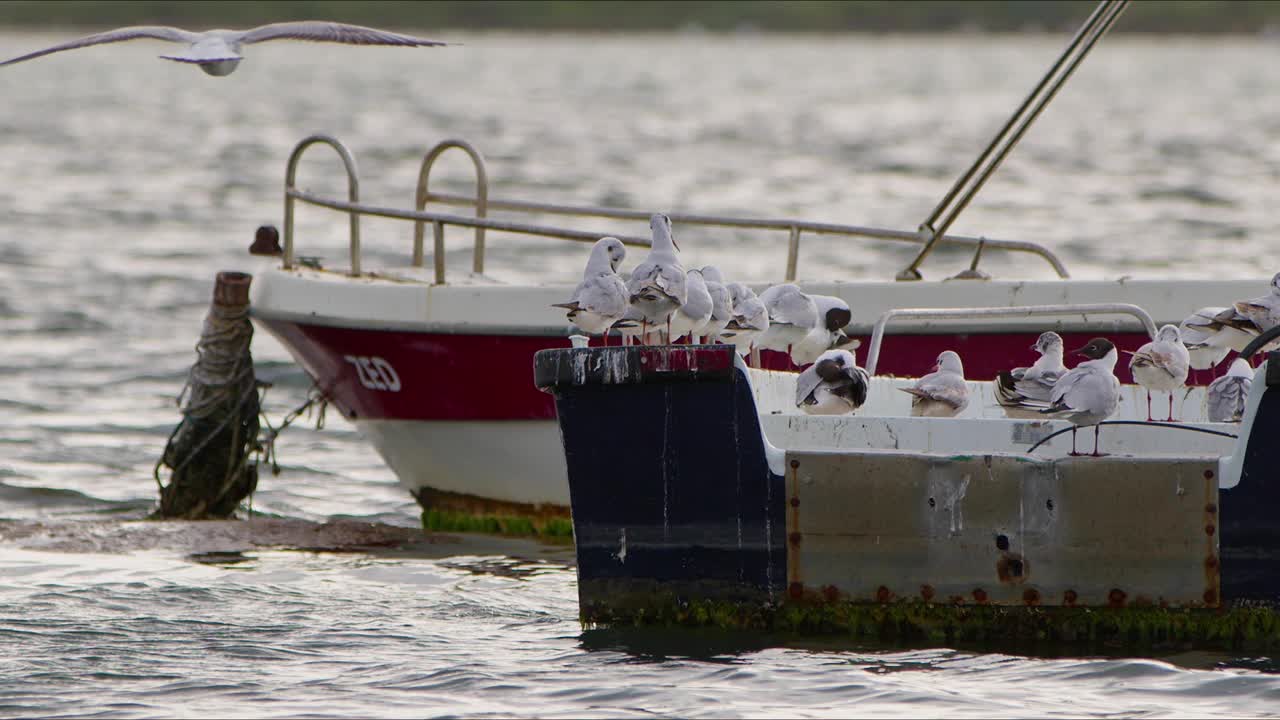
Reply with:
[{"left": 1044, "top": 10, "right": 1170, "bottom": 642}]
[
  {"left": 154, "top": 294, "right": 330, "bottom": 519},
  {"left": 256, "top": 384, "right": 329, "bottom": 476},
  {"left": 1026, "top": 420, "right": 1238, "bottom": 454}
]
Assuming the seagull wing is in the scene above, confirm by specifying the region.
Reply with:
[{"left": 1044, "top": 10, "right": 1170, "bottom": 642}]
[
  {"left": 1014, "top": 371, "right": 1060, "bottom": 402},
  {"left": 1046, "top": 366, "right": 1114, "bottom": 417},
  {"left": 1208, "top": 375, "right": 1250, "bottom": 423},
  {"left": 769, "top": 289, "right": 818, "bottom": 328},
  {"left": 238, "top": 21, "right": 448, "bottom": 47},
  {"left": 578, "top": 274, "right": 629, "bottom": 318},
  {"left": 795, "top": 364, "right": 824, "bottom": 408},
  {"left": 0, "top": 26, "right": 198, "bottom": 67},
  {"left": 904, "top": 372, "right": 968, "bottom": 409}
]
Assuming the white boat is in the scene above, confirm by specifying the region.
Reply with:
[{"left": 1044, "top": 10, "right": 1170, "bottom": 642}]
[
  {"left": 247, "top": 0, "right": 1272, "bottom": 532},
  {"left": 246, "top": 134, "right": 1267, "bottom": 533}
]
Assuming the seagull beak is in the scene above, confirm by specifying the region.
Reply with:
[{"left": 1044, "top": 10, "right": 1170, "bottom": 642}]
[{"left": 930, "top": 363, "right": 940, "bottom": 372}]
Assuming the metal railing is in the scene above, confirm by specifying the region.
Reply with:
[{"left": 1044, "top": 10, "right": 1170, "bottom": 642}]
[
  {"left": 864, "top": 303, "right": 1157, "bottom": 375},
  {"left": 283, "top": 134, "right": 1071, "bottom": 283}
]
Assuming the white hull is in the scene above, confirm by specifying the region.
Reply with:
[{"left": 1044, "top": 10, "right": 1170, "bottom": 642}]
[{"left": 358, "top": 418, "right": 569, "bottom": 508}]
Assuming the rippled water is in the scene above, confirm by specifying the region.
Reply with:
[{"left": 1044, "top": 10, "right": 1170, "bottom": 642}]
[{"left": 2, "top": 30, "right": 1280, "bottom": 717}]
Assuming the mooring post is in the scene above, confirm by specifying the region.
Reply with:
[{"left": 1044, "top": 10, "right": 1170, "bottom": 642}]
[{"left": 154, "top": 271, "right": 260, "bottom": 519}]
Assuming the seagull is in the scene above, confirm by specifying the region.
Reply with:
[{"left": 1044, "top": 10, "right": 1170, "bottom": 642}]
[
  {"left": 669, "top": 268, "right": 713, "bottom": 343},
  {"left": 1231, "top": 271, "right": 1280, "bottom": 337},
  {"left": 1188, "top": 274, "right": 1280, "bottom": 362},
  {"left": 1179, "top": 306, "right": 1238, "bottom": 378},
  {"left": 900, "top": 350, "right": 969, "bottom": 418},
  {"left": 795, "top": 349, "right": 869, "bottom": 416},
  {"left": 552, "top": 237, "right": 628, "bottom": 339},
  {"left": 625, "top": 214, "right": 687, "bottom": 343},
  {"left": 719, "top": 282, "right": 769, "bottom": 357},
  {"left": 1207, "top": 358, "right": 1253, "bottom": 423},
  {"left": 0, "top": 22, "right": 449, "bottom": 77},
  {"left": 755, "top": 284, "right": 819, "bottom": 359},
  {"left": 1039, "top": 338, "right": 1120, "bottom": 456},
  {"left": 790, "top": 294, "right": 861, "bottom": 367},
  {"left": 994, "top": 331, "right": 1067, "bottom": 419},
  {"left": 697, "top": 266, "right": 734, "bottom": 343},
  {"left": 1126, "top": 324, "right": 1191, "bottom": 422}
]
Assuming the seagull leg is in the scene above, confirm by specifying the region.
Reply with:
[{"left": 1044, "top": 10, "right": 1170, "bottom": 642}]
[
  {"left": 1091, "top": 424, "right": 1107, "bottom": 457},
  {"left": 1167, "top": 392, "right": 1174, "bottom": 422},
  {"left": 1145, "top": 390, "right": 1153, "bottom": 422},
  {"left": 1069, "top": 427, "right": 1080, "bottom": 457}
]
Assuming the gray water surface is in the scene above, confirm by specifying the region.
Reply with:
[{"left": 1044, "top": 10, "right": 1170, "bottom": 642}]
[{"left": 1, "top": 31, "right": 1279, "bottom": 717}]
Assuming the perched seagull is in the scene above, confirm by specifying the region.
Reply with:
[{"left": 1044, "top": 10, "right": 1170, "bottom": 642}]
[
  {"left": 625, "top": 214, "right": 687, "bottom": 342},
  {"left": 810, "top": 295, "right": 853, "bottom": 334},
  {"left": 755, "top": 284, "right": 819, "bottom": 357},
  {"left": 1188, "top": 274, "right": 1280, "bottom": 360},
  {"left": 900, "top": 350, "right": 969, "bottom": 418},
  {"left": 1039, "top": 338, "right": 1121, "bottom": 456},
  {"left": 1230, "top": 271, "right": 1280, "bottom": 337},
  {"left": 697, "top": 266, "right": 733, "bottom": 342},
  {"left": 0, "top": 22, "right": 449, "bottom": 77},
  {"left": 795, "top": 349, "right": 869, "bottom": 416},
  {"left": 719, "top": 282, "right": 769, "bottom": 357},
  {"left": 994, "top": 331, "right": 1067, "bottom": 419},
  {"left": 1179, "top": 306, "right": 1237, "bottom": 377},
  {"left": 1126, "top": 324, "right": 1191, "bottom": 422},
  {"left": 669, "top": 268, "right": 714, "bottom": 343},
  {"left": 790, "top": 294, "right": 860, "bottom": 367},
  {"left": 1207, "top": 358, "right": 1253, "bottom": 423},
  {"left": 552, "top": 237, "right": 628, "bottom": 339}
]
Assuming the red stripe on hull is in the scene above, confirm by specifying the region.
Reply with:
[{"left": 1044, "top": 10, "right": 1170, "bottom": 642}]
[
  {"left": 255, "top": 318, "right": 1179, "bottom": 422},
  {"left": 756, "top": 332, "right": 1157, "bottom": 385},
  {"left": 256, "top": 318, "right": 560, "bottom": 421}
]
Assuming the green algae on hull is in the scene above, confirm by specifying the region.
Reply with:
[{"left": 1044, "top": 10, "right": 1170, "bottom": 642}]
[
  {"left": 421, "top": 508, "right": 574, "bottom": 541},
  {"left": 582, "top": 596, "right": 1280, "bottom": 652}
]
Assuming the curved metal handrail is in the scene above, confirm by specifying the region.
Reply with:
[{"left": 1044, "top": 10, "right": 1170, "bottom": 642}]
[
  {"left": 864, "top": 303, "right": 1157, "bottom": 376},
  {"left": 415, "top": 139, "right": 489, "bottom": 274},
  {"left": 284, "top": 134, "right": 361, "bottom": 275},
  {"left": 1239, "top": 324, "right": 1280, "bottom": 360},
  {"left": 281, "top": 134, "right": 1072, "bottom": 284},
  {"left": 415, "top": 191, "right": 1071, "bottom": 279},
  {"left": 288, "top": 191, "right": 650, "bottom": 242}
]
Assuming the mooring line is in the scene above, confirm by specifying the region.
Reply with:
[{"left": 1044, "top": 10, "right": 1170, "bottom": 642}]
[{"left": 1026, "top": 420, "right": 1237, "bottom": 454}]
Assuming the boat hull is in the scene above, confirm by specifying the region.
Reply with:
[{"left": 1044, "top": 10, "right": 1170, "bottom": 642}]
[
  {"left": 535, "top": 345, "right": 1280, "bottom": 647},
  {"left": 249, "top": 267, "right": 1272, "bottom": 530}
]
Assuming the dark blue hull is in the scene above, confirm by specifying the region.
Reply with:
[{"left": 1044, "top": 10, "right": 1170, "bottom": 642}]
[
  {"left": 536, "top": 345, "right": 1280, "bottom": 644},
  {"left": 536, "top": 346, "right": 785, "bottom": 620}
]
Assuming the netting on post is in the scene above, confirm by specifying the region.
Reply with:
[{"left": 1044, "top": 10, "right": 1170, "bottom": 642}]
[{"left": 154, "top": 271, "right": 260, "bottom": 519}]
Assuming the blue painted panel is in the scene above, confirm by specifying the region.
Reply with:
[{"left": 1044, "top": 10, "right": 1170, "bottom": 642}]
[
  {"left": 537, "top": 347, "right": 785, "bottom": 612},
  {"left": 1221, "top": 353, "right": 1280, "bottom": 605}
]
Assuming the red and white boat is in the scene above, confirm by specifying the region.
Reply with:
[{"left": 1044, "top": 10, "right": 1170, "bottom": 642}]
[{"left": 246, "top": 134, "right": 1266, "bottom": 533}]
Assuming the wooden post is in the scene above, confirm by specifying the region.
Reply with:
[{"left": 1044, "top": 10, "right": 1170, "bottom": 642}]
[{"left": 154, "top": 271, "right": 260, "bottom": 519}]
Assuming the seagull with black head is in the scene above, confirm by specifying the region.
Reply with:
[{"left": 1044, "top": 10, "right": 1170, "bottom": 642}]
[
  {"left": 795, "top": 349, "right": 869, "bottom": 416},
  {"left": 1040, "top": 337, "right": 1120, "bottom": 456}
]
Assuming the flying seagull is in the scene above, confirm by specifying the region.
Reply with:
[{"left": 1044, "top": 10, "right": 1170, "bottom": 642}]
[{"left": 0, "top": 21, "right": 449, "bottom": 76}]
